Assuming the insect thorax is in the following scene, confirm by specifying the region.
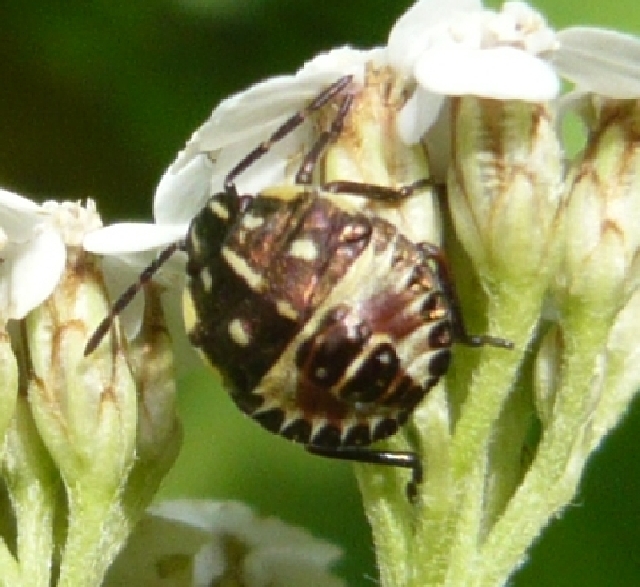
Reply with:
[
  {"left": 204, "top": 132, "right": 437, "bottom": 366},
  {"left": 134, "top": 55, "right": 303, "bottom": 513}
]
[{"left": 183, "top": 187, "right": 453, "bottom": 448}]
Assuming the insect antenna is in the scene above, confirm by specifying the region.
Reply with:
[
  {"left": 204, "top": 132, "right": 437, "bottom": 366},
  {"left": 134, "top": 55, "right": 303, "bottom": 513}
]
[{"left": 84, "top": 240, "right": 184, "bottom": 355}]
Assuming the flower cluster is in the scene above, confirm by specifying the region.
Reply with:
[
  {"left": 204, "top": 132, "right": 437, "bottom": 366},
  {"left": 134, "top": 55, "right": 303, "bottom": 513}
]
[
  {"left": 3, "top": 0, "right": 640, "bottom": 586},
  {"left": 0, "top": 196, "right": 182, "bottom": 586},
  {"left": 106, "top": 500, "right": 345, "bottom": 587}
]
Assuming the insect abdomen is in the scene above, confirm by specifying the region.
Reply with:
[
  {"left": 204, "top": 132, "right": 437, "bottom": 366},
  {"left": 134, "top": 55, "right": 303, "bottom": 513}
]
[{"left": 184, "top": 189, "right": 452, "bottom": 448}]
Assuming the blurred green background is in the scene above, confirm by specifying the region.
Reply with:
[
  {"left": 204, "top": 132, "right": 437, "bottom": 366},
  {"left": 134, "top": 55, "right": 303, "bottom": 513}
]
[{"left": 3, "top": 0, "right": 640, "bottom": 585}]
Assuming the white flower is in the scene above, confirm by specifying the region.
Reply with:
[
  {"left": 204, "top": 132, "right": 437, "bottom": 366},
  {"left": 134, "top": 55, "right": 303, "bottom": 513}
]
[
  {"left": 85, "top": 1, "right": 640, "bottom": 264},
  {"left": 83, "top": 47, "right": 382, "bottom": 266},
  {"left": 554, "top": 27, "right": 640, "bottom": 98},
  {"left": 389, "top": 0, "right": 640, "bottom": 145},
  {"left": 109, "top": 500, "right": 346, "bottom": 587},
  {"left": 387, "top": 0, "right": 560, "bottom": 144},
  {"left": 141, "top": 0, "right": 640, "bottom": 225},
  {"left": 0, "top": 189, "right": 101, "bottom": 321},
  {"left": 153, "top": 46, "right": 384, "bottom": 226},
  {"left": 78, "top": 1, "right": 640, "bottom": 376},
  {"left": 0, "top": 187, "right": 178, "bottom": 357},
  {"left": 82, "top": 0, "right": 640, "bottom": 369}
]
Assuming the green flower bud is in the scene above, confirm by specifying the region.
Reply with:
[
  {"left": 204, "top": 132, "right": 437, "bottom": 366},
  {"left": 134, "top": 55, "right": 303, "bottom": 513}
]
[
  {"left": 124, "top": 283, "right": 182, "bottom": 512},
  {"left": 558, "top": 99, "right": 640, "bottom": 314},
  {"left": 323, "top": 64, "right": 441, "bottom": 244},
  {"left": 448, "top": 97, "right": 564, "bottom": 289},
  {"left": 0, "top": 323, "right": 18, "bottom": 450},
  {"left": 0, "top": 199, "right": 181, "bottom": 586},
  {"left": 1, "top": 398, "right": 59, "bottom": 587},
  {"left": 472, "top": 98, "right": 640, "bottom": 587},
  {"left": 25, "top": 246, "right": 138, "bottom": 495}
]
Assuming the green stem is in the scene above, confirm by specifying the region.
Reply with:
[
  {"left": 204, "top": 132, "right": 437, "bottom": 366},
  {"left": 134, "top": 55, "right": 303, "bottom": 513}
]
[
  {"left": 409, "top": 279, "right": 540, "bottom": 587},
  {"left": 355, "top": 433, "right": 416, "bottom": 587},
  {"left": 450, "top": 281, "right": 538, "bottom": 479},
  {"left": 410, "top": 387, "right": 456, "bottom": 586},
  {"left": 3, "top": 400, "right": 59, "bottom": 587},
  {"left": 57, "top": 488, "right": 130, "bottom": 587},
  {"left": 14, "top": 484, "right": 57, "bottom": 587},
  {"left": 441, "top": 458, "right": 487, "bottom": 587},
  {"left": 0, "top": 540, "right": 21, "bottom": 587},
  {"left": 474, "top": 305, "right": 611, "bottom": 586}
]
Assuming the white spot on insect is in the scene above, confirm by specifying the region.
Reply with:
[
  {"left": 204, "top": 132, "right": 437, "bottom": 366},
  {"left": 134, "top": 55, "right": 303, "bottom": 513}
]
[
  {"left": 242, "top": 213, "right": 265, "bottom": 230},
  {"left": 314, "top": 366, "right": 328, "bottom": 380},
  {"left": 276, "top": 299, "right": 298, "bottom": 320},
  {"left": 210, "top": 200, "right": 230, "bottom": 220},
  {"left": 200, "top": 267, "right": 213, "bottom": 292},
  {"left": 228, "top": 318, "right": 251, "bottom": 347},
  {"left": 288, "top": 238, "right": 318, "bottom": 261},
  {"left": 222, "top": 247, "right": 264, "bottom": 291},
  {"left": 189, "top": 233, "right": 202, "bottom": 256}
]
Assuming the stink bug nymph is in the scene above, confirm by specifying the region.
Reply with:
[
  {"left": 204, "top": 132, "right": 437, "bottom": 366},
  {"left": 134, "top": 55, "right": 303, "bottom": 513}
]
[{"left": 86, "top": 74, "right": 513, "bottom": 498}]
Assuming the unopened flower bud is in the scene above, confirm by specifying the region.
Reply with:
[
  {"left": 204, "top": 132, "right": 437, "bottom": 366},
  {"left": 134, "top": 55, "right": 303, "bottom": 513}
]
[
  {"left": 125, "top": 283, "right": 182, "bottom": 505},
  {"left": 0, "top": 323, "right": 18, "bottom": 445},
  {"left": 0, "top": 198, "right": 181, "bottom": 586},
  {"left": 533, "top": 324, "right": 563, "bottom": 428},
  {"left": 1, "top": 397, "right": 59, "bottom": 587},
  {"left": 323, "top": 64, "right": 441, "bottom": 244},
  {"left": 25, "top": 233, "right": 138, "bottom": 494},
  {"left": 448, "top": 97, "right": 564, "bottom": 287},
  {"left": 558, "top": 98, "right": 640, "bottom": 316}
]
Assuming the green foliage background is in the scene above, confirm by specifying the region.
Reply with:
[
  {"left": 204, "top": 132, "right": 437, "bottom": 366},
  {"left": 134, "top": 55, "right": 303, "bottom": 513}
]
[{"left": 2, "top": 1, "right": 639, "bottom": 584}]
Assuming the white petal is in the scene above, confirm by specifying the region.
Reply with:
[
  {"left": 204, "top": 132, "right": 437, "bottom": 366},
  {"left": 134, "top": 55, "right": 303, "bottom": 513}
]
[
  {"left": 297, "top": 46, "right": 381, "bottom": 81},
  {"left": 154, "top": 153, "right": 214, "bottom": 225},
  {"left": 414, "top": 45, "right": 559, "bottom": 100},
  {"left": 0, "top": 188, "right": 42, "bottom": 242},
  {"left": 150, "top": 500, "right": 250, "bottom": 533},
  {"left": 555, "top": 27, "right": 640, "bottom": 98},
  {"left": 83, "top": 223, "right": 187, "bottom": 255},
  {"left": 388, "top": 0, "right": 483, "bottom": 72},
  {"left": 0, "top": 227, "right": 65, "bottom": 320},
  {"left": 97, "top": 254, "right": 146, "bottom": 342},
  {"left": 422, "top": 97, "right": 453, "bottom": 183},
  {"left": 396, "top": 86, "right": 445, "bottom": 144},
  {"left": 104, "top": 511, "right": 210, "bottom": 587},
  {"left": 175, "top": 47, "right": 373, "bottom": 159},
  {"left": 156, "top": 48, "right": 378, "bottom": 211},
  {"left": 207, "top": 125, "right": 309, "bottom": 195}
]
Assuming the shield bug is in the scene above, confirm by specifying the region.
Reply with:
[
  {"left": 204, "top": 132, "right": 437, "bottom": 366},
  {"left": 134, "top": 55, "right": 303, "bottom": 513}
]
[{"left": 86, "top": 74, "right": 512, "bottom": 498}]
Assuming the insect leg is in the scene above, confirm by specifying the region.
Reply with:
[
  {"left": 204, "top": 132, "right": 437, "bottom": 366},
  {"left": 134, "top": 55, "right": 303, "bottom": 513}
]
[
  {"left": 322, "top": 177, "right": 438, "bottom": 201},
  {"left": 418, "top": 242, "right": 514, "bottom": 350},
  {"left": 224, "top": 75, "right": 354, "bottom": 192},
  {"left": 306, "top": 444, "right": 424, "bottom": 501}
]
